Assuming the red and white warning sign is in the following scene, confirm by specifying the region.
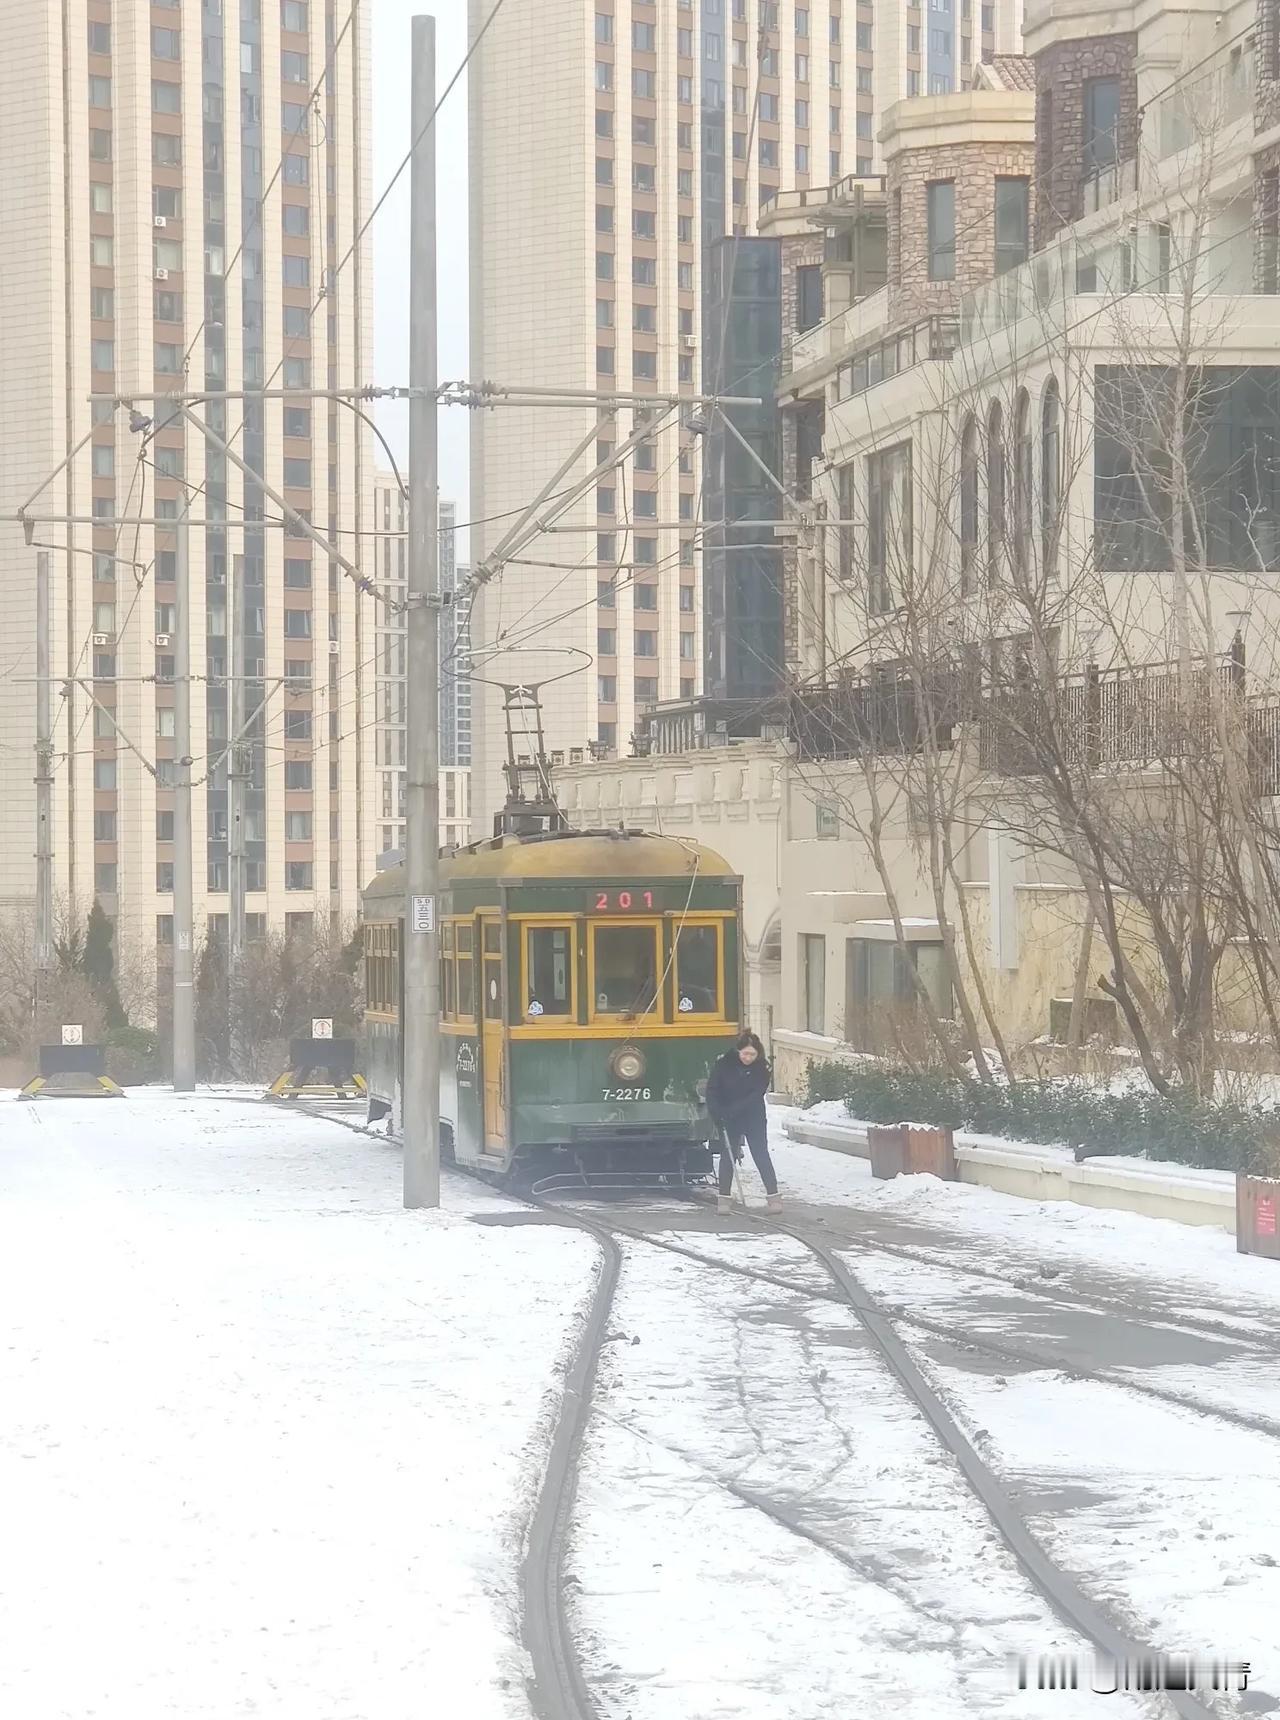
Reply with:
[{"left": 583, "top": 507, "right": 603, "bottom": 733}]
[{"left": 1256, "top": 1195, "right": 1277, "bottom": 1238}]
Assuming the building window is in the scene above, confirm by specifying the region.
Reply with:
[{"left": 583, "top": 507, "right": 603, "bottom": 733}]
[
  {"left": 597, "top": 628, "right": 616, "bottom": 656},
  {"left": 634, "top": 68, "right": 657, "bottom": 98},
  {"left": 634, "top": 257, "right": 657, "bottom": 286},
  {"left": 285, "top": 761, "right": 312, "bottom": 790},
  {"left": 88, "top": 74, "right": 111, "bottom": 106},
  {"left": 801, "top": 934, "right": 826, "bottom": 1035},
  {"left": 152, "top": 80, "right": 180, "bottom": 113},
  {"left": 635, "top": 678, "right": 659, "bottom": 706},
  {"left": 634, "top": 20, "right": 656, "bottom": 50},
  {"left": 1083, "top": 77, "right": 1121, "bottom": 180},
  {"left": 866, "top": 443, "right": 912, "bottom": 614},
  {"left": 89, "top": 129, "right": 111, "bottom": 162},
  {"left": 926, "top": 181, "right": 955, "bottom": 281},
  {"left": 151, "top": 27, "right": 180, "bottom": 58},
  {"left": 596, "top": 251, "right": 614, "bottom": 280},
  {"left": 635, "top": 629, "right": 658, "bottom": 657},
  {"left": 1041, "top": 380, "right": 1061, "bottom": 579},
  {"left": 286, "top": 862, "right": 313, "bottom": 891},
  {"left": 595, "top": 12, "right": 613, "bottom": 43},
  {"left": 960, "top": 413, "right": 979, "bottom": 593},
  {"left": 633, "top": 209, "right": 656, "bottom": 239},
  {"left": 994, "top": 177, "right": 1029, "bottom": 275},
  {"left": 1012, "top": 390, "right": 1034, "bottom": 578},
  {"left": 283, "top": 0, "right": 309, "bottom": 27},
  {"left": 796, "top": 264, "right": 823, "bottom": 333},
  {"left": 596, "top": 345, "right": 615, "bottom": 374},
  {"left": 986, "top": 400, "right": 1006, "bottom": 582}
]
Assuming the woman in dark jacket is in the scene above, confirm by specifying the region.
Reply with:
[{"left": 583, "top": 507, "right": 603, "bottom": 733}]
[{"left": 706, "top": 1030, "right": 782, "bottom": 1215}]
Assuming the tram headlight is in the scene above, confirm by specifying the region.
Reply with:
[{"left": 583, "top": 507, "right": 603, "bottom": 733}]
[{"left": 610, "top": 1045, "right": 646, "bottom": 1083}]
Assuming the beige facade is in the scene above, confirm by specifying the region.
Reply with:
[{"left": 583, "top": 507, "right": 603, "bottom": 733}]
[
  {"left": 554, "top": 0, "right": 1280, "bottom": 1086},
  {"left": 468, "top": 0, "right": 1024, "bottom": 833},
  {"left": 0, "top": 1, "right": 378, "bottom": 997}
]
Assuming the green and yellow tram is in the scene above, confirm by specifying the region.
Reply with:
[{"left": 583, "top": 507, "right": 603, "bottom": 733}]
[{"left": 362, "top": 829, "right": 743, "bottom": 1188}]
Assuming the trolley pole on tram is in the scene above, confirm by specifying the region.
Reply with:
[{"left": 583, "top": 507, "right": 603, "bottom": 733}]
[{"left": 403, "top": 13, "right": 441, "bottom": 1209}]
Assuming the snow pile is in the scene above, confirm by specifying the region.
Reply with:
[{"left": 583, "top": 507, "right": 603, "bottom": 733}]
[
  {"left": 770, "top": 1109, "right": 1280, "bottom": 1328},
  {"left": 0, "top": 1097, "right": 596, "bottom": 1720}
]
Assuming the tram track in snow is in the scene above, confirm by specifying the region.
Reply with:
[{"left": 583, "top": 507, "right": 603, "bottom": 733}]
[{"left": 257, "top": 1096, "right": 1249, "bottom": 1715}]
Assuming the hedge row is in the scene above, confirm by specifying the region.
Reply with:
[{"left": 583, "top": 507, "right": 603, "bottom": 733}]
[{"left": 803, "top": 1061, "right": 1280, "bottom": 1175}]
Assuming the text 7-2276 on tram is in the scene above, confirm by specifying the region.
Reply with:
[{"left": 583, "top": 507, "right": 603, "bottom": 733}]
[{"left": 361, "top": 828, "right": 743, "bottom": 1192}]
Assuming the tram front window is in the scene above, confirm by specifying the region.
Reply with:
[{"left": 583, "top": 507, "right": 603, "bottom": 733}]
[
  {"left": 526, "top": 924, "right": 573, "bottom": 1017},
  {"left": 592, "top": 923, "right": 659, "bottom": 1018},
  {"left": 675, "top": 923, "right": 720, "bottom": 1015}
]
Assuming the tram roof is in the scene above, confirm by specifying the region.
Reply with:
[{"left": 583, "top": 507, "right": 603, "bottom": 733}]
[{"left": 363, "top": 829, "right": 738, "bottom": 903}]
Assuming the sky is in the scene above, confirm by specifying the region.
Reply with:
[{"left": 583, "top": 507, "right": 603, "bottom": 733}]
[{"left": 371, "top": 3, "right": 470, "bottom": 551}]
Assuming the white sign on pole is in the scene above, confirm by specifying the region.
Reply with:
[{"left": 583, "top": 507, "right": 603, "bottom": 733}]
[
  {"left": 410, "top": 895, "right": 435, "bottom": 934},
  {"left": 61, "top": 1024, "right": 84, "bottom": 1046},
  {"left": 311, "top": 1017, "right": 333, "bottom": 1039}
]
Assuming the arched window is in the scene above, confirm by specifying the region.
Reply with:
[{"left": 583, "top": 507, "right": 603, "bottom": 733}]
[
  {"left": 959, "top": 414, "right": 979, "bottom": 593},
  {"left": 1041, "top": 380, "right": 1062, "bottom": 580},
  {"left": 986, "top": 401, "right": 1005, "bottom": 584},
  {"left": 1013, "top": 389, "right": 1033, "bottom": 578}
]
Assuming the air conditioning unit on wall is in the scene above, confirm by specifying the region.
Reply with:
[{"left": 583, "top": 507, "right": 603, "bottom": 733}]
[{"left": 154, "top": 633, "right": 172, "bottom": 647}]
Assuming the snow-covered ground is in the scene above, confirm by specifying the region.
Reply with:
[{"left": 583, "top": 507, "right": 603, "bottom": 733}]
[
  {"left": 0, "top": 1094, "right": 596, "bottom": 1720},
  {"left": 763, "top": 1105, "right": 1280, "bottom": 1328},
  {"left": 6, "top": 1088, "right": 1277, "bottom": 1718},
  {"left": 572, "top": 1243, "right": 1153, "bottom": 1720}
]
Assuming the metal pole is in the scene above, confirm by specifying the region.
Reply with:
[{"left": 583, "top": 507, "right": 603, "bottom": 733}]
[
  {"left": 404, "top": 14, "right": 440, "bottom": 1209},
  {"left": 228, "top": 552, "right": 247, "bottom": 1073},
  {"left": 172, "top": 511, "right": 196, "bottom": 1091},
  {"left": 34, "top": 552, "right": 53, "bottom": 1008}
]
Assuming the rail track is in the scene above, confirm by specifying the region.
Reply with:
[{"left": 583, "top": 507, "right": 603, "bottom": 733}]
[{"left": 261, "top": 1093, "right": 1266, "bottom": 1717}]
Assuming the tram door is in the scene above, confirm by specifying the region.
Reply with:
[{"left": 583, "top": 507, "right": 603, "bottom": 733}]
[{"left": 479, "top": 914, "right": 507, "bottom": 1150}]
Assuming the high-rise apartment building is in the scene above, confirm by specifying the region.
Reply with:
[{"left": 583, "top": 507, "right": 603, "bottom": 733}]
[
  {"left": 372, "top": 483, "right": 472, "bottom": 855},
  {"left": 438, "top": 501, "right": 473, "bottom": 772},
  {"left": 0, "top": 2, "right": 378, "bottom": 984},
  {"left": 468, "top": 0, "right": 1023, "bottom": 828}
]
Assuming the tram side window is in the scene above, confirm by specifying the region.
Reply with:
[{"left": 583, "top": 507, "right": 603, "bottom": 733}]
[
  {"left": 455, "top": 922, "right": 476, "bottom": 1020},
  {"left": 365, "top": 924, "right": 398, "bottom": 1015},
  {"left": 592, "top": 923, "right": 660, "bottom": 1018},
  {"left": 674, "top": 922, "right": 721, "bottom": 1015},
  {"left": 526, "top": 924, "right": 573, "bottom": 1017},
  {"left": 441, "top": 922, "right": 456, "bottom": 1019}
]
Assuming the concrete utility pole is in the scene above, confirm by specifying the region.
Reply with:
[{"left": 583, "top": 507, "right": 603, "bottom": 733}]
[
  {"left": 403, "top": 12, "right": 440, "bottom": 1209},
  {"left": 228, "top": 552, "right": 248, "bottom": 1072},
  {"left": 172, "top": 510, "right": 195, "bottom": 1091},
  {"left": 34, "top": 551, "right": 54, "bottom": 1005}
]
